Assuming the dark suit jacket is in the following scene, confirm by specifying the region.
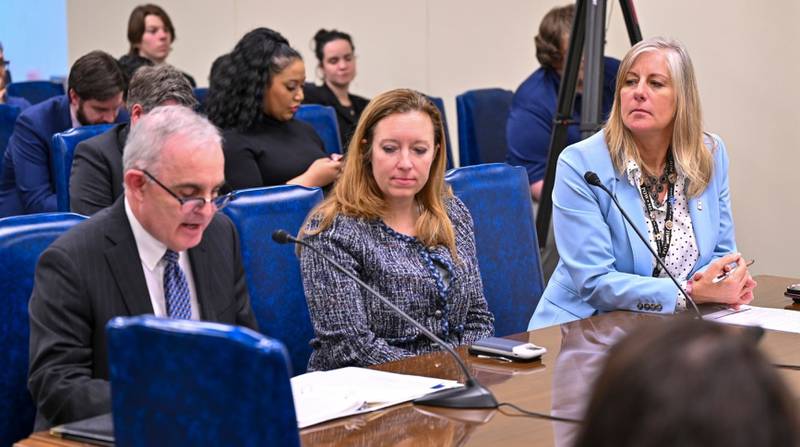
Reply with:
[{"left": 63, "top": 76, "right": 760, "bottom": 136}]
[
  {"left": 28, "top": 198, "right": 258, "bottom": 428},
  {"left": 69, "top": 123, "right": 128, "bottom": 215},
  {"left": 0, "top": 95, "right": 128, "bottom": 217},
  {"left": 302, "top": 83, "right": 369, "bottom": 148}
]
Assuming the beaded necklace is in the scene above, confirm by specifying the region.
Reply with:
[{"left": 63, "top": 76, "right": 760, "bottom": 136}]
[
  {"left": 639, "top": 152, "right": 676, "bottom": 277},
  {"left": 378, "top": 221, "right": 464, "bottom": 340}
]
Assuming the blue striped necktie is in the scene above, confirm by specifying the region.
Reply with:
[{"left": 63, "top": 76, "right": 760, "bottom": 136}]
[{"left": 163, "top": 249, "right": 192, "bottom": 319}]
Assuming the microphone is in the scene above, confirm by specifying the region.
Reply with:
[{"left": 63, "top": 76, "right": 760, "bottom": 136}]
[
  {"left": 582, "top": 171, "right": 702, "bottom": 318},
  {"left": 271, "top": 229, "right": 498, "bottom": 409}
]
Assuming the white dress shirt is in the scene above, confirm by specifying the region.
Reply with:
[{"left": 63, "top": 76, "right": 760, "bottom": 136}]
[{"left": 124, "top": 198, "right": 200, "bottom": 319}]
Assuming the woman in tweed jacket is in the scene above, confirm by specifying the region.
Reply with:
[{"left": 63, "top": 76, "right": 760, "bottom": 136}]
[{"left": 299, "top": 89, "right": 494, "bottom": 371}]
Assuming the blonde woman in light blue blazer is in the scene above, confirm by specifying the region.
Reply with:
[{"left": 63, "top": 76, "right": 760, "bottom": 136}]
[{"left": 529, "top": 37, "right": 756, "bottom": 330}]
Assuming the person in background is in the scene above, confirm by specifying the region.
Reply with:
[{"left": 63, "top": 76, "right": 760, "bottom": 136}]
[
  {"left": 70, "top": 64, "right": 197, "bottom": 215},
  {"left": 528, "top": 37, "right": 756, "bottom": 330},
  {"left": 206, "top": 28, "right": 341, "bottom": 191},
  {"left": 0, "top": 50, "right": 127, "bottom": 217},
  {"left": 574, "top": 318, "right": 799, "bottom": 447},
  {"left": 0, "top": 41, "right": 31, "bottom": 111},
  {"left": 28, "top": 105, "right": 257, "bottom": 429},
  {"left": 118, "top": 3, "right": 196, "bottom": 87},
  {"left": 303, "top": 28, "right": 369, "bottom": 148},
  {"left": 506, "top": 4, "right": 619, "bottom": 201},
  {"left": 299, "top": 88, "right": 494, "bottom": 371}
]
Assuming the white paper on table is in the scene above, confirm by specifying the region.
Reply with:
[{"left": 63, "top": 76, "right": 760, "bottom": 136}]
[
  {"left": 704, "top": 305, "right": 800, "bottom": 334},
  {"left": 290, "top": 367, "right": 462, "bottom": 428}
]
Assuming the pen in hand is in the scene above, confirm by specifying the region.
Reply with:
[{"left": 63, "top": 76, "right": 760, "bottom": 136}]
[{"left": 712, "top": 259, "right": 755, "bottom": 283}]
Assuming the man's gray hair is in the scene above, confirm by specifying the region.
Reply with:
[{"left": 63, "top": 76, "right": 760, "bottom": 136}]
[
  {"left": 123, "top": 105, "right": 221, "bottom": 176},
  {"left": 127, "top": 64, "right": 197, "bottom": 112}
]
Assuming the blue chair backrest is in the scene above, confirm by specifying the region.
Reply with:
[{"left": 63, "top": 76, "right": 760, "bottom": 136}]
[
  {"left": 295, "top": 104, "right": 343, "bottom": 154},
  {"left": 456, "top": 88, "right": 513, "bottom": 167},
  {"left": 51, "top": 124, "right": 115, "bottom": 211},
  {"left": 108, "top": 316, "right": 300, "bottom": 447},
  {"left": 7, "top": 81, "right": 65, "bottom": 105},
  {"left": 0, "top": 104, "right": 22, "bottom": 172},
  {"left": 0, "top": 212, "right": 86, "bottom": 447},
  {"left": 445, "top": 163, "right": 543, "bottom": 336},
  {"left": 427, "top": 95, "right": 455, "bottom": 170},
  {"left": 223, "top": 185, "right": 323, "bottom": 375},
  {"left": 193, "top": 87, "right": 209, "bottom": 113}
]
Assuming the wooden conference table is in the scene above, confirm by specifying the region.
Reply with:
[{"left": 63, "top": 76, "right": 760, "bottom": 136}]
[{"left": 17, "top": 275, "right": 800, "bottom": 447}]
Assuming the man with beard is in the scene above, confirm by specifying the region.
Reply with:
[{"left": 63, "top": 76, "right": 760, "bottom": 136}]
[{"left": 0, "top": 50, "right": 127, "bottom": 217}]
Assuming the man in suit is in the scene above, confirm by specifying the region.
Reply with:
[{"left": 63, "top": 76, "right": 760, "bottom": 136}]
[
  {"left": 28, "top": 105, "right": 258, "bottom": 429},
  {"left": 70, "top": 64, "right": 197, "bottom": 215},
  {"left": 0, "top": 50, "right": 127, "bottom": 217}
]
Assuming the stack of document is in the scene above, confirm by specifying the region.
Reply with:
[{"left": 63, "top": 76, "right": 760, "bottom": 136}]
[
  {"left": 705, "top": 305, "right": 800, "bottom": 334},
  {"left": 291, "top": 367, "right": 462, "bottom": 428}
]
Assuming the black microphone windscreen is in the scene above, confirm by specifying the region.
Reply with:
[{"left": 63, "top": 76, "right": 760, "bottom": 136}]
[
  {"left": 271, "top": 229, "right": 292, "bottom": 244},
  {"left": 584, "top": 171, "right": 602, "bottom": 186}
]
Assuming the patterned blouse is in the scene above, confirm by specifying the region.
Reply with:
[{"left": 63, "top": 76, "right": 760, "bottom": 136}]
[
  {"left": 299, "top": 196, "right": 495, "bottom": 371},
  {"left": 626, "top": 158, "right": 699, "bottom": 311}
]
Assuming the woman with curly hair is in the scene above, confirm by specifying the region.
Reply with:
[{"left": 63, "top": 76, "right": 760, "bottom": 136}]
[{"left": 207, "top": 28, "right": 342, "bottom": 190}]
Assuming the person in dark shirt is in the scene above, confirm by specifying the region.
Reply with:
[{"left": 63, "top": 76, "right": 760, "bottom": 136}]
[
  {"left": 506, "top": 4, "right": 619, "bottom": 201},
  {"left": 118, "top": 4, "right": 196, "bottom": 87},
  {"left": 303, "top": 29, "right": 369, "bottom": 148},
  {"left": 207, "top": 28, "right": 341, "bottom": 191},
  {"left": 70, "top": 64, "right": 197, "bottom": 215}
]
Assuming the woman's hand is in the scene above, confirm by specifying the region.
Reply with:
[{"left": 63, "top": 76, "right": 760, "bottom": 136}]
[
  {"left": 287, "top": 155, "right": 343, "bottom": 187},
  {"left": 690, "top": 253, "right": 757, "bottom": 308}
]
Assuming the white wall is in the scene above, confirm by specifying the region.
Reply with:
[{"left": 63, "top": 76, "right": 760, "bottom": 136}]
[{"left": 67, "top": 0, "right": 800, "bottom": 277}]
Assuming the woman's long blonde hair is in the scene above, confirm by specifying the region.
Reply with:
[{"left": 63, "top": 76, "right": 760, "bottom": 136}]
[
  {"left": 302, "top": 88, "right": 456, "bottom": 254},
  {"left": 605, "top": 37, "right": 713, "bottom": 197}
]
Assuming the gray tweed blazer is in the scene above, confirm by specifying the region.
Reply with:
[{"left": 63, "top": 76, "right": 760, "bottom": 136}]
[{"left": 300, "top": 196, "right": 494, "bottom": 371}]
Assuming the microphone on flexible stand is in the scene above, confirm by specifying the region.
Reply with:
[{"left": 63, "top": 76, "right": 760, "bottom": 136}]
[
  {"left": 271, "top": 229, "right": 498, "bottom": 409},
  {"left": 582, "top": 171, "right": 703, "bottom": 318}
]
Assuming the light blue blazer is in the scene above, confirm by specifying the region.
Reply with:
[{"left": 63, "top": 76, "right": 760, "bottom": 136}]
[{"left": 529, "top": 130, "right": 736, "bottom": 330}]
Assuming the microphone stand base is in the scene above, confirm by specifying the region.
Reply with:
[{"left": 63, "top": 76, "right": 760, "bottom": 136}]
[{"left": 413, "top": 382, "right": 498, "bottom": 409}]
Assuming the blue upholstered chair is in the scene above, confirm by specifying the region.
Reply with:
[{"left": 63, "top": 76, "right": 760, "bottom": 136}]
[
  {"left": 445, "top": 163, "right": 543, "bottom": 336},
  {"left": 107, "top": 316, "right": 300, "bottom": 447},
  {"left": 51, "top": 124, "right": 115, "bottom": 211},
  {"left": 193, "top": 87, "right": 208, "bottom": 113},
  {"left": 456, "top": 88, "right": 513, "bottom": 167},
  {"left": 223, "top": 185, "right": 323, "bottom": 375},
  {"left": 0, "top": 104, "right": 22, "bottom": 172},
  {"left": 295, "top": 104, "right": 343, "bottom": 154},
  {"left": 427, "top": 95, "right": 455, "bottom": 170},
  {"left": 6, "top": 81, "right": 65, "bottom": 105},
  {"left": 0, "top": 212, "right": 86, "bottom": 447}
]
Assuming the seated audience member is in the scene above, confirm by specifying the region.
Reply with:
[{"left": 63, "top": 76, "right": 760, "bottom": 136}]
[
  {"left": 118, "top": 3, "right": 196, "bottom": 87},
  {"left": 299, "top": 89, "right": 494, "bottom": 371},
  {"left": 28, "top": 105, "right": 257, "bottom": 429},
  {"left": 574, "top": 318, "right": 799, "bottom": 447},
  {"left": 506, "top": 4, "right": 619, "bottom": 201},
  {"left": 303, "top": 28, "right": 369, "bottom": 148},
  {"left": 0, "top": 41, "right": 31, "bottom": 110},
  {"left": 528, "top": 37, "right": 756, "bottom": 330},
  {"left": 0, "top": 51, "right": 127, "bottom": 217},
  {"left": 207, "top": 28, "right": 341, "bottom": 190},
  {"left": 70, "top": 64, "right": 197, "bottom": 215}
]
